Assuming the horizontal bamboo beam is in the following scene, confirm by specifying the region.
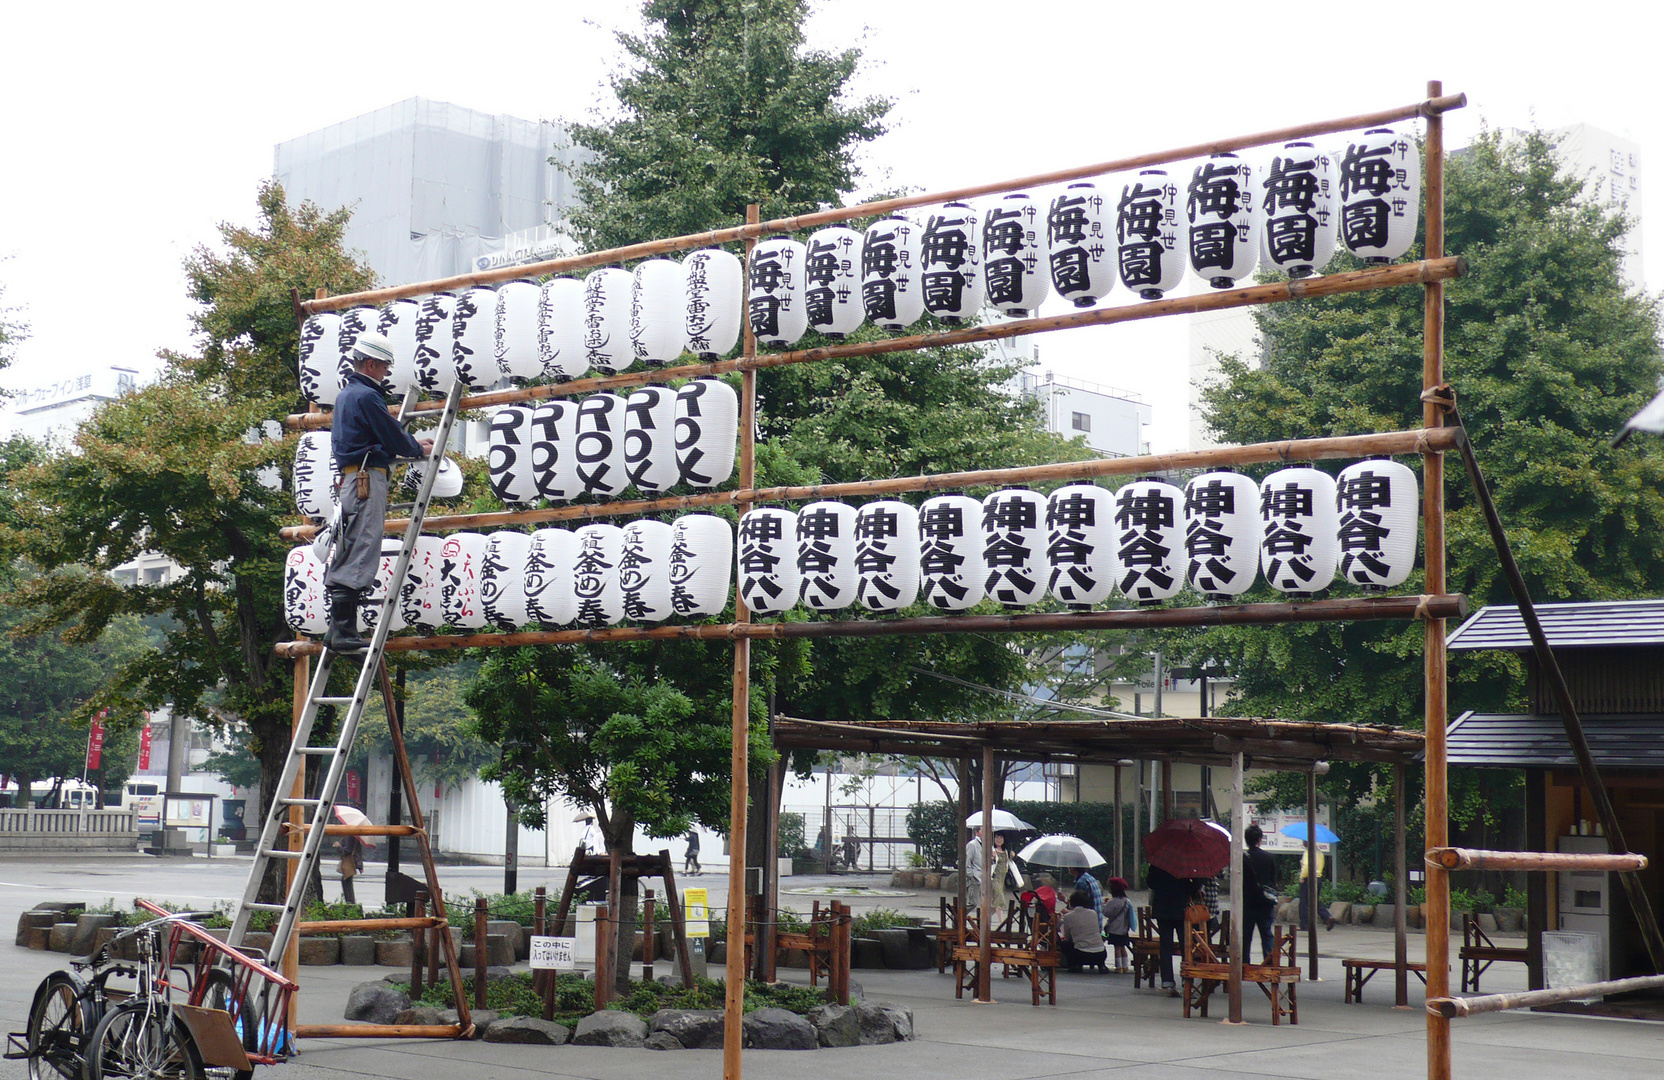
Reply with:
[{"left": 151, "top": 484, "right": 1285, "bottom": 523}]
[
  {"left": 1426, "top": 973, "right": 1664, "bottom": 1018},
  {"left": 275, "top": 593, "right": 1466, "bottom": 658},
  {"left": 299, "top": 823, "right": 422, "bottom": 837},
  {"left": 295, "top": 1023, "right": 472, "bottom": 1039},
  {"left": 300, "top": 94, "right": 1466, "bottom": 315},
  {"left": 297, "top": 916, "right": 447, "bottom": 934},
  {"left": 280, "top": 425, "right": 1466, "bottom": 541},
  {"left": 1425, "top": 847, "right": 1648, "bottom": 872},
  {"left": 287, "top": 257, "right": 1468, "bottom": 431},
  {"left": 1213, "top": 736, "right": 1415, "bottom": 765}
]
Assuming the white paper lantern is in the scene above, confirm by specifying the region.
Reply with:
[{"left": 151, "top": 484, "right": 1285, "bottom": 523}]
[
  {"left": 413, "top": 292, "right": 457, "bottom": 394},
  {"left": 539, "top": 277, "right": 588, "bottom": 380},
  {"left": 918, "top": 494, "right": 985, "bottom": 611},
  {"left": 682, "top": 248, "right": 744, "bottom": 360},
  {"left": 982, "top": 488, "right": 1049, "bottom": 608},
  {"left": 855, "top": 501, "right": 921, "bottom": 612},
  {"left": 1340, "top": 127, "right": 1420, "bottom": 263},
  {"left": 293, "top": 431, "right": 338, "bottom": 519},
  {"left": 631, "top": 259, "right": 687, "bottom": 366},
  {"left": 451, "top": 285, "right": 499, "bottom": 390},
  {"left": 1047, "top": 183, "right": 1116, "bottom": 307},
  {"left": 283, "top": 545, "right": 328, "bottom": 636},
  {"left": 481, "top": 530, "right": 532, "bottom": 630},
  {"left": 1183, "top": 470, "right": 1263, "bottom": 600},
  {"left": 737, "top": 508, "right": 800, "bottom": 615},
  {"left": 494, "top": 279, "right": 544, "bottom": 380},
  {"left": 377, "top": 299, "right": 421, "bottom": 396},
  {"left": 298, "top": 312, "right": 345, "bottom": 405},
  {"left": 1261, "top": 141, "right": 1338, "bottom": 278},
  {"left": 1187, "top": 154, "right": 1260, "bottom": 288},
  {"left": 524, "top": 528, "right": 578, "bottom": 626},
  {"left": 358, "top": 538, "right": 408, "bottom": 635},
  {"left": 438, "top": 532, "right": 489, "bottom": 629},
  {"left": 1046, "top": 484, "right": 1118, "bottom": 608},
  {"left": 575, "top": 392, "right": 629, "bottom": 498},
  {"left": 572, "top": 524, "right": 624, "bottom": 627},
  {"left": 1336, "top": 458, "right": 1418, "bottom": 589},
  {"left": 1114, "top": 479, "right": 1186, "bottom": 604},
  {"left": 920, "top": 203, "right": 984, "bottom": 323},
  {"left": 860, "top": 217, "right": 925, "bottom": 330},
  {"left": 581, "top": 268, "right": 635, "bottom": 374},
  {"left": 623, "top": 385, "right": 680, "bottom": 494},
  {"left": 397, "top": 535, "right": 447, "bottom": 631},
  {"left": 669, "top": 514, "right": 733, "bottom": 618},
  {"left": 400, "top": 455, "right": 463, "bottom": 500},
  {"left": 487, "top": 406, "right": 539, "bottom": 504},
  {"left": 619, "top": 519, "right": 675, "bottom": 623},
  {"left": 795, "top": 501, "right": 859, "bottom": 612},
  {"left": 675, "top": 378, "right": 738, "bottom": 489},
  {"left": 1260, "top": 466, "right": 1339, "bottom": 595},
  {"left": 747, "top": 236, "right": 808, "bottom": 346},
  {"left": 1117, "top": 169, "right": 1186, "bottom": 299},
  {"left": 983, "top": 193, "right": 1050, "bottom": 317},
  {"left": 804, "top": 226, "right": 864, "bottom": 338},
  {"left": 530, "top": 400, "right": 581, "bottom": 502},
  {"left": 338, "top": 306, "right": 383, "bottom": 389}
]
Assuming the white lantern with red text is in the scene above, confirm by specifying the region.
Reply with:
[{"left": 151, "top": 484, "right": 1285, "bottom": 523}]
[
  {"left": 795, "top": 501, "right": 859, "bottom": 612},
  {"left": 736, "top": 508, "right": 799, "bottom": 616},
  {"left": 1117, "top": 170, "right": 1186, "bottom": 299},
  {"left": 1048, "top": 183, "right": 1116, "bottom": 307},
  {"left": 1260, "top": 466, "right": 1339, "bottom": 595},
  {"left": 524, "top": 528, "right": 578, "bottom": 626},
  {"left": 487, "top": 406, "right": 538, "bottom": 505},
  {"left": 451, "top": 285, "right": 499, "bottom": 389},
  {"left": 283, "top": 545, "right": 328, "bottom": 636},
  {"left": 572, "top": 524, "right": 624, "bottom": 627},
  {"left": 575, "top": 393, "right": 629, "bottom": 498},
  {"left": 1261, "top": 142, "right": 1338, "bottom": 278},
  {"left": 358, "top": 538, "right": 408, "bottom": 634},
  {"left": 494, "top": 278, "right": 544, "bottom": 380},
  {"left": 619, "top": 519, "right": 675, "bottom": 623},
  {"left": 669, "top": 514, "right": 733, "bottom": 618},
  {"left": 1336, "top": 458, "right": 1418, "bottom": 588},
  {"left": 682, "top": 248, "right": 743, "bottom": 360},
  {"left": 920, "top": 203, "right": 983, "bottom": 322},
  {"left": 861, "top": 216, "right": 925, "bottom": 330},
  {"left": 747, "top": 236, "right": 808, "bottom": 346},
  {"left": 438, "top": 533, "right": 488, "bottom": 629},
  {"left": 1183, "top": 470, "right": 1262, "bottom": 600},
  {"left": 582, "top": 268, "right": 635, "bottom": 374},
  {"left": 377, "top": 299, "right": 421, "bottom": 395},
  {"left": 1187, "top": 154, "right": 1260, "bottom": 288},
  {"left": 397, "top": 535, "right": 447, "bottom": 631},
  {"left": 805, "top": 227, "right": 864, "bottom": 338},
  {"left": 675, "top": 378, "right": 738, "bottom": 489},
  {"left": 1046, "top": 484, "right": 1118, "bottom": 608},
  {"left": 298, "top": 312, "right": 345, "bottom": 404},
  {"left": 293, "top": 432, "right": 338, "bottom": 519},
  {"left": 481, "top": 531, "right": 532, "bottom": 630},
  {"left": 1114, "top": 479, "right": 1186, "bottom": 604},
  {"left": 983, "top": 193, "right": 1050, "bottom": 317},
  {"left": 631, "top": 259, "right": 686, "bottom": 366},
  {"left": 539, "top": 277, "right": 588, "bottom": 380},
  {"left": 982, "top": 488, "right": 1049, "bottom": 608},
  {"left": 918, "top": 494, "right": 985, "bottom": 612},
  {"left": 855, "top": 501, "right": 920, "bottom": 612},
  {"left": 413, "top": 293, "right": 457, "bottom": 394},
  {"left": 1340, "top": 128, "right": 1420, "bottom": 263}
]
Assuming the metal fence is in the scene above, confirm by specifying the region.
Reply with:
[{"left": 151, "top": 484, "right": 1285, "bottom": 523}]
[{"left": 0, "top": 808, "right": 137, "bottom": 834}]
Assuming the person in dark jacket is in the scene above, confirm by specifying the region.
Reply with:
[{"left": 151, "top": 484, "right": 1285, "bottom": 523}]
[
  {"left": 1243, "top": 823, "right": 1280, "bottom": 963},
  {"left": 1146, "top": 862, "right": 1202, "bottom": 994},
  {"left": 324, "top": 333, "right": 432, "bottom": 652}
]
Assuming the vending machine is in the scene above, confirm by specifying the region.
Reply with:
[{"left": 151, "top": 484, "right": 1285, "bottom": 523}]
[{"left": 1551, "top": 834, "right": 1611, "bottom": 986}]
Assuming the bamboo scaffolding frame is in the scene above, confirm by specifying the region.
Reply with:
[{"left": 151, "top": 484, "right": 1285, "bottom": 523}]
[
  {"left": 1425, "top": 973, "right": 1664, "bottom": 1019},
  {"left": 1425, "top": 848, "right": 1648, "bottom": 873},
  {"left": 281, "top": 426, "right": 1465, "bottom": 541},
  {"left": 284, "top": 257, "right": 1466, "bottom": 431},
  {"left": 296, "top": 93, "right": 1465, "bottom": 316}
]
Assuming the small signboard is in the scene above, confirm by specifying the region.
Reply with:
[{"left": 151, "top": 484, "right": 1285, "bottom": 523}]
[
  {"left": 685, "top": 887, "right": 710, "bottom": 939},
  {"left": 529, "top": 935, "right": 576, "bottom": 970}
]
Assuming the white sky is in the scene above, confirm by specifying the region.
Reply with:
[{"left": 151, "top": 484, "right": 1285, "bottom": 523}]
[{"left": 2, "top": 2, "right": 1657, "bottom": 452}]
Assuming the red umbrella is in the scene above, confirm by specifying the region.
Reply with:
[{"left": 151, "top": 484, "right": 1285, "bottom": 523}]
[{"left": 1142, "top": 818, "right": 1230, "bottom": 878}]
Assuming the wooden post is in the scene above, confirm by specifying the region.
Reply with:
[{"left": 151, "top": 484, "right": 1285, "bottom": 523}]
[
  {"left": 660, "top": 850, "right": 696, "bottom": 988},
  {"left": 976, "top": 745, "right": 995, "bottom": 1002},
  {"left": 1132, "top": 761, "right": 1142, "bottom": 889},
  {"left": 1422, "top": 76, "right": 1452, "bottom": 1080},
  {"left": 605, "top": 847, "right": 623, "bottom": 993},
  {"left": 1228, "top": 751, "right": 1244, "bottom": 1023},
  {"left": 1306, "top": 771, "right": 1320, "bottom": 980},
  {"left": 956, "top": 757, "right": 970, "bottom": 918},
  {"left": 722, "top": 203, "right": 760, "bottom": 1080},
  {"left": 1114, "top": 763, "right": 1124, "bottom": 884},
  {"left": 474, "top": 899, "right": 488, "bottom": 1009},
  {"left": 1161, "top": 761, "right": 1173, "bottom": 823},
  {"left": 1395, "top": 763, "right": 1410, "bottom": 1007},
  {"left": 643, "top": 888, "right": 656, "bottom": 983},
  {"left": 833, "top": 901, "right": 851, "bottom": 1005},
  {"left": 410, "top": 890, "right": 428, "bottom": 999},
  {"left": 428, "top": 888, "right": 442, "bottom": 990},
  {"left": 764, "top": 759, "right": 781, "bottom": 983},
  {"left": 593, "top": 903, "right": 612, "bottom": 1011},
  {"left": 533, "top": 886, "right": 547, "bottom": 996}
]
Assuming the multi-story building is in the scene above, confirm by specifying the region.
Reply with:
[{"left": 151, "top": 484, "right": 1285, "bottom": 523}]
[{"left": 0, "top": 365, "right": 143, "bottom": 445}]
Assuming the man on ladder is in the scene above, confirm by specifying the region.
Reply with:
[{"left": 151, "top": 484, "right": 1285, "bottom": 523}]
[{"left": 324, "top": 333, "right": 433, "bottom": 652}]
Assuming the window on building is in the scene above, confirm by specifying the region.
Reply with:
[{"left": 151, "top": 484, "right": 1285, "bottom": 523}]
[{"left": 1071, "top": 411, "right": 1091, "bottom": 432}]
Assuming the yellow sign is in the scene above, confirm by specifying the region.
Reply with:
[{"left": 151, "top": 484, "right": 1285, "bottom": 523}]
[{"left": 685, "top": 887, "right": 710, "bottom": 938}]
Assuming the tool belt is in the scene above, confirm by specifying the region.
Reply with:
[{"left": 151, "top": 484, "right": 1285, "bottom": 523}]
[{"left": 338, "top": 462, "right": 387, "bottom": 499}]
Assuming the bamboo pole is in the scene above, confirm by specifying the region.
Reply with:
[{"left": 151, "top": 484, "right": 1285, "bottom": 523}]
[
  {"left": 1306, "top": 772, "right": 1320, "bottom": 980},
  {"left": 976, "top": 746, "right": 995, "bottom": 1002},
  {"left": 1228, "top": 751, "right": 1244, "bottom": 1023},
  {"left": 297, "top": 94, "right": 1465, "bottom": 316},
  {"left": 275, "top": 594, "right": 1468, "bottom": 658},
  {"left": 1395, "top": 763, "right": 1409, "bottom": 1008},
  {"left": 1426, "top": 848, "right": 1648, "bottom": 873},
  {"left": 283, "top": 425, "right": 1468, "bottom": 541},
  {"left": 297, "top": 917, "right": 444, "bottom": 934},
  {"left": 294, "top": 1024, "right": 467, "bottom": 1039},
  {"left": 285, "top": 257, "right": 1466, "bottom": 432},
  {"left": 1422, "top": 78, "right": 1452, "bottom": 1080},
  {"left": 1426, "top": 973, "right": 1664, "bottom": 1018}
]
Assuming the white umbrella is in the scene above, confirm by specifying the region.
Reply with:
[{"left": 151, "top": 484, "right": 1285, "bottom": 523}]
[
  {"left": 965, "top": 809, "right": 1035, "bottom": 831},
  {"left": 1017, "top": 833, "right": 1107, "bottom": 868},
  {"left": 332, "top": 805, "right": 378, "bottom": 846}
]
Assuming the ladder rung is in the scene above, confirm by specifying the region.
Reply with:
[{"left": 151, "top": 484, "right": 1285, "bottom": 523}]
[
  {"left": 388, "top": 502, "right": 416, "bottom": 511},
  {"left": 298, "top": 746, "right": 338, "bottom": 756},
  {"left": 280, "top": 797, "right": 322, "bottom": 808},
  {"left": 247, "top": 902, "right": 288, "bottom": 912},
  {"left": 262, "top": 849, "right": 304, "bottom": 859},
  {"left": 314, "top": 696, "right": 357, "bottom": 706}
]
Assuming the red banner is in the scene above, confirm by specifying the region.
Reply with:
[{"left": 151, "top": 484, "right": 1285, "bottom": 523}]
[
  {"left": 345, "top": 769, "right": 361, "bottom": 805},
  {"left": 138, "top": 721, "right": 153, "bottom": 771},
  {"left": 85, "top": 712, "right": 107, "bottom": 771}
]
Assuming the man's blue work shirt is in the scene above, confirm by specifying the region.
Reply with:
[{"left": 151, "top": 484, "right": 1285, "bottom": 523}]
[{"left": 331, "top": 372, "right": 424, "bottom": 470}]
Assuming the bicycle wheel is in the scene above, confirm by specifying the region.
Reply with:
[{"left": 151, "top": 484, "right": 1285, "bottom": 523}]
[
  {"left": 195, "top": 969, "right": 256, "bottom": 1080},
  {"left": 25, "top": 972, "right": 93, "bottom": 1080},
  {"left": 84, "top": 1002, "right": 202, "bottom": 1080}
]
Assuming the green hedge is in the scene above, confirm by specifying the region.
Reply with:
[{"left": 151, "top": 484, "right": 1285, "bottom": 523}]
[{"left": 905, "top": 800, "right": 1139, "bottom": 881}]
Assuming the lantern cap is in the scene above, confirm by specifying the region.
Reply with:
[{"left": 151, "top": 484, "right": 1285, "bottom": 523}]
[{"left": 352, "top": 332, "right": 394, "bottom": 366}]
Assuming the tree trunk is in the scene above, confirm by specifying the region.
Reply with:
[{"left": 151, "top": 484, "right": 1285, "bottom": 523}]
[
  {"left": 607, "top": 811, "right": 638, "bottom": 992},
  {"left": 255, "top": 715, "right": 291, "bottom": 904}
]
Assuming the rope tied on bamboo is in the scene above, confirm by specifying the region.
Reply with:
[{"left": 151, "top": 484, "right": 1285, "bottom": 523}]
[
  {"left": 1419, "top": 383, "right": 1457, "bottom": 413},
  {"left": 1414, "top": 594, "right": 1436, "bottom": 621}
]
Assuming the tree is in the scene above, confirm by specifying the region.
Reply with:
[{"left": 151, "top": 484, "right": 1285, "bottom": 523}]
[
  {"left": 4, "top": 182, "right": 378, "bottom": 894},
  {"left": 1180, "top": 128, "right": 1664, "bottom": 837}
]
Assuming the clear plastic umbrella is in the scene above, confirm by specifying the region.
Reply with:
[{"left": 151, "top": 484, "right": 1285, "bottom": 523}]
[
  {"left": 1016, "top": 834, "right": 1107, "bottom": 868},
  {"left": 965, "top": 809, "right": 1035, "bottom": 831}
]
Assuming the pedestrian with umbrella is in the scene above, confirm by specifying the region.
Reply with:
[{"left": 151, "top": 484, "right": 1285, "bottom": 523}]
[
  {"left": 332, "top": 806, "right": 376, "bottom": 905},
  {"left": 1143, "top": 819, "right": 1230, "bottom": 995},
  {"left": 1283, "top": 821, "right": 1341, "bottom": 931}
]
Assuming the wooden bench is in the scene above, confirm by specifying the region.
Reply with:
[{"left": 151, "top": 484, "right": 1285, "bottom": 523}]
[
  {"left": 741, "top": 898, "right": 849, "bottom": 994},
  {"left": 952, "top": 905, "right": 1058, "bottom": 1006},
  {"left": 1130, "top": 905, "right": 1160, "bottom": 988},
  {"left": 1342, "top": 957, "right": 1428, "bottom": 1003},
  {"left": 1180, "top": 908, "right": 1301, "bottom": 1024},
  {"left": 1460, "top": 913, "right": 1528, "bottom": 993},
  {"left": 936, "top": 897, "right": 1023, "bottom": 974}
]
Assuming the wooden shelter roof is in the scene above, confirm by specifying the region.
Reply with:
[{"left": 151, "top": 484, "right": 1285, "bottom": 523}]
[{"left": 771, "top": 715, "right": 1424, "bottom": 770}]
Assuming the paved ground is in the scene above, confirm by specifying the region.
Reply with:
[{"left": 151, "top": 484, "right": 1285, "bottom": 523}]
[{"left": 4, "top": 854, "right": 1659, "bottom": 1080}]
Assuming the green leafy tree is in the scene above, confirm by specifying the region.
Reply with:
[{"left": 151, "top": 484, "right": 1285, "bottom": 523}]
[{"left": 1181, "top": 128, "right": 1664, "bottom": 838}]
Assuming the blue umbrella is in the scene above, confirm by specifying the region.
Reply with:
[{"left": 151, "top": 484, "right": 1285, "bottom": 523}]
[{"left": 1280, "top": 821, "right": 1340, "bottom": 844}]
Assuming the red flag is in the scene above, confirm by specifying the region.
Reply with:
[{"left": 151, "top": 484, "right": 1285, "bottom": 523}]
[
  {"left": 138, "top": 721, "right": 153, "bottom": 771},
  {"left": 85, "top": 712, "right": 107, "bottom": 771}
]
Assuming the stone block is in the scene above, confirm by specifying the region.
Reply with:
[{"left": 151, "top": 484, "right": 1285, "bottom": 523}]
[
  {"left": 26, "top": 927, "right": 51, "bottom": 950},
  {"left": 807, "top": 1003, "right": 859, "bottom": 1047},
  {"left": 649, "top": 1008, "right": 723, "bottom": 1048},
  {"left": 1352, "top": 905, "right": 1375, "bottom": 925},
  {"left": 1329, "top": 902, "right": 1350, "bottom": 924},
  {"left": 854, "top": 1001, "right": 897, "bottom": 1045},
  {"left": 93, "top": 927, "right": 120, "bottom": 954},
  {"left": 572, "top": 1011, "right": 647, "bottom": 1048},
  {"left": 1476, "top": 912, "right": 1499, "bottom": 935},
  {"left": 850, "top": 937, "right": 885, "bottom": 968},
  {"left": 339, "top": 935, "right": 377, "bottom": 966},
  {"left": 439, "top": 1009, "right": 496, "bottom": 1037},
  {"left": 16, "top": 910, "right": 59, "bottom": 947},
  {"left": 49, "top": 923, "right": 77, "bottom": 952},
  {"left": 486, "top": 919, "right": 523, "bottom": 958},
  {"left": 873, "top": 928, "right": 932, "bottom": 969},
  {"left": 486, "top": 933, "right": 516, "bottom": 967},
  {"left": 1374, "top": 904, "right": 1395, "bottom": 928},
  {"left": 881, "top": 1004, "right": 914, "bottom": 1041},
  {"left": 393, "top": 1007, "right": 448, "bottom": 1026},
  {"left": 926, "top": 872, "right": 945, "bottom": 890},
  {"left": 742, "top": 1007, "right": 816, "bottom": 1050},
  {"left": 299, "top": 937, "right": 340, "bottom": 965},
  {"left": 644, "top": 1031, "right": 684, "bottom": 1051},
  {"left": 483, "top": 1016, "right": 570, "bottom": 1045},
  {"left": 376, "top": 938, "right": 415, "bottom": 967},
  {"left": 343, "top": 981, "right": 410, "bottom": 1025}
]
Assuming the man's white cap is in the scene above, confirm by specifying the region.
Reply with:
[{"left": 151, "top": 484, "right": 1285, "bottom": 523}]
[{"left": 352, "top": 332, "right": 394, "bottom": 366}]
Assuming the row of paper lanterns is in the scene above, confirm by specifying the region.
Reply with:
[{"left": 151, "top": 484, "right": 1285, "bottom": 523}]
[
  {"left": 285, "top": 460, "right": 1418, "bottom": 634},
  {"left": 292, "top": 379, "right": 740, "bottom": 518},
  {"left": 297, "top": 129, "right": 1419, "bottom": 403}
]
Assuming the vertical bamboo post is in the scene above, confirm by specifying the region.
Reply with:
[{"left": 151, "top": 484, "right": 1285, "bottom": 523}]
[
  {"left": 1306, "top": 771, "right": 1320, "bottom": 980},
  {"left": 765, "top": 759, "right": 781, "bottom": 983},
  {"left": 593, "top": 903, "right": 612, "bottom": 1011},
  {"left": 723, "top": 204, "right": 760, "bottom": 1080},
  {"left": 976, "top": 746, "right": 995, "bottom": 1002},
  {"left": 1228, "top": 751, "right": 1244, "bottom": 1023},
  {"left": 1161, "top": 761, "right": 1173, "bottom": 822},
  {"left": 1114, "top": 763, "right": 1124, "bottom": 884},
  {"left": 410, "top": 890, "right": 428, "bottom": 999},
  {"left": 533, "top": 886, "right": 547, "bottom": 996},
  {"left": 956, "top": 757, "right": 970, "bottom": 921},
  {"left": 643, "top": 888, "right": 657, "bottom": 983},
  {"left": 605, "top": 847, "right": 623, "bottom": 993},
  {"left": 1395, "top": 763, "right": 1410, "bottom": 1007},
  {"left": 474, "top": 898, "right": 488, "bottom": 1008},
  {"left": 285, "top": 650, "right": 308, "bottom": 1027},
  {"left": 1422, "top": 77, "right": 1451, "bottom": 1080}
]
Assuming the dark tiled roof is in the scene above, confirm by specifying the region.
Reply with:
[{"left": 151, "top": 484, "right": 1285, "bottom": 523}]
[
  {"left": 1445, "top": 600, "right": 1664, "bottom": 651},
  {"left": 1445, "top": 712, "right": 1664, "bottom": 769}
]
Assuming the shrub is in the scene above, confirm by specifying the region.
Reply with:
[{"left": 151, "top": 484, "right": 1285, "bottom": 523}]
[
  {"left": 417, "top": 972, "right": 842, "bottom": 1023},
  {"left": 850, "top": 907, "right": 914, "bottom": 936},
  {"left": 1502, "top": 885, "right": 1528, "bottom": 910},
  {"left": 906, "top": 799, "right": 1135, "bottom": 875}
]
